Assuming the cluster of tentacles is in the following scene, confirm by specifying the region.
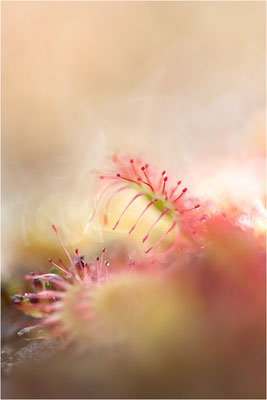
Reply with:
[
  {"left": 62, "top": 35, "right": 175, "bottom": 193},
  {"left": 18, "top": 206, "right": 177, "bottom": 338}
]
[{"left": 90, "top": 155, "right": 201, "bottom": 254}]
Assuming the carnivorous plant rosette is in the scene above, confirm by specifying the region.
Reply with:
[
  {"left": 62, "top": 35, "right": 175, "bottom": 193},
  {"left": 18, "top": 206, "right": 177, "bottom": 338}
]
[{"left": 10, "top": 154, "right": 266, "bottom": 398}]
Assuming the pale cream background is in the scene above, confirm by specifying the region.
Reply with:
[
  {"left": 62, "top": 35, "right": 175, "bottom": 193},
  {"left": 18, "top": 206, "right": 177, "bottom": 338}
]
[{"left": 2, "top": 2, "right": 266, "bottom": 274}]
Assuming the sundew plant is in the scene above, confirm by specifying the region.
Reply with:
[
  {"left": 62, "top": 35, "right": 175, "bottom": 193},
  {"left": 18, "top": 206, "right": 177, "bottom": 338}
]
[{"left": 11, "top": 154, "right": 266, "bottom": 398}]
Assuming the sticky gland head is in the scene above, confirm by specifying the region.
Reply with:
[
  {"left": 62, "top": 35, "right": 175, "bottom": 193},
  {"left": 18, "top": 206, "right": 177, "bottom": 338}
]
[{"left": 162, "top": 176, "right": 168, "bottom": 189}]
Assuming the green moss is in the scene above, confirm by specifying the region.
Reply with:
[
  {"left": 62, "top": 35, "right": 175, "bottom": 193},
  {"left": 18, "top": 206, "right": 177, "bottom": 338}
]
[
  {"left": 50, "top": 266, "right": 62, "bottom": 275},
  {"left": 45, "top": 281, "right": 54, "bottom": 290},
  {"left": 144, "top": 193, "right": 173, "bottom": 216}
]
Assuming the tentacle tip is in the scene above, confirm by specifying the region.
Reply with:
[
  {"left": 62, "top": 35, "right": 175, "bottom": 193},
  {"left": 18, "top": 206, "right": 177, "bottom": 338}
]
[
  {"left": 52, "top": 225, "right": 57, "bottom": 233},
  {"left": 143, "top": 235, "right": 148, "bottom": 243},
  {"left": 112, "top": 222, "right": 119, "bottom": 230}
]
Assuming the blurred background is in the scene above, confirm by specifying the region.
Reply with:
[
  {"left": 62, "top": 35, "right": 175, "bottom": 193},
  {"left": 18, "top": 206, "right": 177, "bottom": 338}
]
[
  {"left": 2, "top": 1, "right": 266, "bottom": 276},
  {"left": 1, "top": 3, "right": 266, "bottom": 399}
]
